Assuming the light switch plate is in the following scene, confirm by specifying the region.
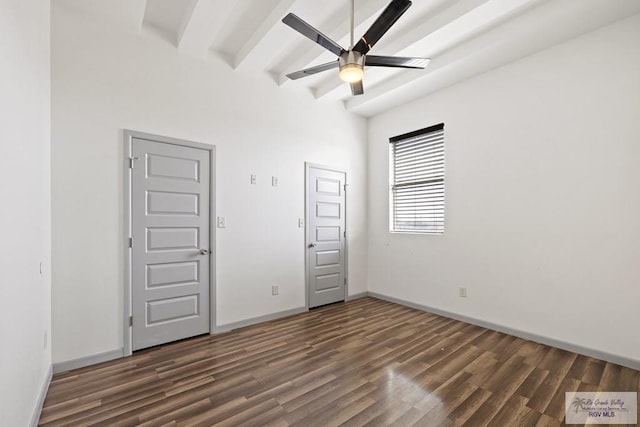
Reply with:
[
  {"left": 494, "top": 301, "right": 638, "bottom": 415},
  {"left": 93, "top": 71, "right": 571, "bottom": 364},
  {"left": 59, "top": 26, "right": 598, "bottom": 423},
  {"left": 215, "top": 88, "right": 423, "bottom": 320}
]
[
  {"left": 272, "top": 176, "right": 278, "bottom": 187},
  {"left": 250, "top": 174, "right": 256, "bottom": 184},
  {"left": 298, "top": 218, "right": 304, "bottom": 228},
  {"left": 217, "top": 217, "right": 226, "bottom": 228}
]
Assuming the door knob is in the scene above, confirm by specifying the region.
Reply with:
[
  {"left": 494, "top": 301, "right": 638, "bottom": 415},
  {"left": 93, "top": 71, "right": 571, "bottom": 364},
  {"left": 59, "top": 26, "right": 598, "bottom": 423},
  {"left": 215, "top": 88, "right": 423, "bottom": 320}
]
[
  {"left": 200, "top": 249, "right": 210, "bottom": 255},
  {"left": 308, "top": 242, "right": 317, "bottom": 248}
]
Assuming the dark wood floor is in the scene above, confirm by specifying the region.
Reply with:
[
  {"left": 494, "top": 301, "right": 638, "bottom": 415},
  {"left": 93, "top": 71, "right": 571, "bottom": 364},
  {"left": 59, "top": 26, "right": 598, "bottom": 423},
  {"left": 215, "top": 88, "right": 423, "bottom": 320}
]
[{"left": 40, "top": 297, "right": 639, "bottom": 426}]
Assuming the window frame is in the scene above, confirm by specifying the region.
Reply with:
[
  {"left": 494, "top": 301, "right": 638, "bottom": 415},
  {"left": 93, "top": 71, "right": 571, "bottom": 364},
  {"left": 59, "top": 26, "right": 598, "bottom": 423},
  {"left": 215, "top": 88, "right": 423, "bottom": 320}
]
[{"left": 389, "top": 123, "right": 445, "bottom": 235}]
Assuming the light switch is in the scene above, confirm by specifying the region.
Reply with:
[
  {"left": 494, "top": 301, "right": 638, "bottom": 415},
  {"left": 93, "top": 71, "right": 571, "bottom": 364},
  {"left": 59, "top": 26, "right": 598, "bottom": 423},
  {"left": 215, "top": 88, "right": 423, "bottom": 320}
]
[
  {"left": 217, "top": 217, "right": 226, "bottom": 228},
  {"left": 272, "top": 176, "right": 278, "bottom": 187},
  {"left": 250, "top": 174, "right": 256, "bottom": 184},
  {"left": 298, "top": 218, "right": 304, "bottom": 228}
]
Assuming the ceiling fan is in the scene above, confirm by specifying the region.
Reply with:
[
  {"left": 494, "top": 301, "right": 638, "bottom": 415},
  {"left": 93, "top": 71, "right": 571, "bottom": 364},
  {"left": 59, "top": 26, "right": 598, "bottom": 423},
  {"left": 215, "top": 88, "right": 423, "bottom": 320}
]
[{"left": 282, "top": 0, "right": 429, "bottom": 95}]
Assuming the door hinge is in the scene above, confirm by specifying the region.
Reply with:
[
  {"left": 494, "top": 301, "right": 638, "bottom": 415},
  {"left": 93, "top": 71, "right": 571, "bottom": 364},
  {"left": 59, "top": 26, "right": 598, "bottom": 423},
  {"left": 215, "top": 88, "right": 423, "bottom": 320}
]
[
  {"left": 129, "top": 316, "right": 133, "bottom": 327},
  {"left": 129, "top": 237, "right": 133, "bottom": 248},
  {"left": 129, "top": 157, "right": 139, "bottom": 169},
  {"left": 343, "top": 184, "right": 347, "bottom": 191},
  {"left": 344, "top": 278, "right": 347, "bottom": 285},
  {"left": 343, "top": 230, "right": 346, "bottom": 238}
]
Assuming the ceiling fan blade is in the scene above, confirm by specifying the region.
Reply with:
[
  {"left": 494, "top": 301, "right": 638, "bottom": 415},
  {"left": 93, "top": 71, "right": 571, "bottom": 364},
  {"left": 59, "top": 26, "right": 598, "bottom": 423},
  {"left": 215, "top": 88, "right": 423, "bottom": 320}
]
[
  {"left": 350, "top": 80, "right": 364, "bottom": 96},
  {"left": 365, "top": 55, "right": 430, "bottom": 69},
  {"left": 282, "top": 13, "right": 345, "bottom": 56},
  {"left": 286, "top": 60, "right": 339, "bottom": 80},
  {"left": 353, "top": 0, "right": 411, "bottom": 55}
]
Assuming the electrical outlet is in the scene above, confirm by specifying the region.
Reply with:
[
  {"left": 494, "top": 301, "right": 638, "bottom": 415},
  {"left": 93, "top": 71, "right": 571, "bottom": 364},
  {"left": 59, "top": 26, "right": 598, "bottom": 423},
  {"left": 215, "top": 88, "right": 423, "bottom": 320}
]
[
  {"left": 272, "top": 285, "right": 279, "bottom": 296},
  {"left": 459, "top": 287, "right": 467, "bottom": 298},
  {"left": 217, "top": 217, "right": 226, "bottom": 228},
  {"left": 272, "top": 176, "right": 278, "bottom": 187},
  {"left": 250, "top": 174, "right": 256, "bottom": 184}
]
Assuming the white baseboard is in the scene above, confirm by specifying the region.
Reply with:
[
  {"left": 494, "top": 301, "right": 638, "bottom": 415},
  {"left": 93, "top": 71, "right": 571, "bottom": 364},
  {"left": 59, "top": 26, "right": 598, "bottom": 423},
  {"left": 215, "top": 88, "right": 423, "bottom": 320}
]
[
  {"left": 367, "top": 291, "right": 640, "bottom": 371},
  {"left": 51, "top": 307, "right": 309, "bottom": 374},
  {"left": 53, "top": 348, "right": 124, "bottom": 374},
  {"left": 50, "top": 291, "right": 636, "bottom": 386},
  {"left": 214, "top": 306, "right": 308, "bottom": 333},
  {"left": 346, "top": 292, "right": 368, "bottom": 301},
  {"left": 29, "top": 364, "right": 52, "bottom": 427}
]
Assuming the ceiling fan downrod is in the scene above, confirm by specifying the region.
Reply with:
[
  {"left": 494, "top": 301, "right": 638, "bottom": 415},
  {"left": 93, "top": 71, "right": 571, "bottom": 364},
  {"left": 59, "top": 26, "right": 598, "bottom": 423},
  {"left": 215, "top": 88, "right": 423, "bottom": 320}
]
[
  {"left": 350, "top": 0, "right": 355, "bottom": 50},
  {"left": 340, "top": 0, "right": 364, "bottom": 84}
]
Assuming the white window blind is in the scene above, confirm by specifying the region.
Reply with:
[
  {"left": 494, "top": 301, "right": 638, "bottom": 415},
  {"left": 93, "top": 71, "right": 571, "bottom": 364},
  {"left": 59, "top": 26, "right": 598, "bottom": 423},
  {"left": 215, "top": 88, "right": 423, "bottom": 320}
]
[{"left": 390, "top": 123, "right": 445, "bottom": 233}]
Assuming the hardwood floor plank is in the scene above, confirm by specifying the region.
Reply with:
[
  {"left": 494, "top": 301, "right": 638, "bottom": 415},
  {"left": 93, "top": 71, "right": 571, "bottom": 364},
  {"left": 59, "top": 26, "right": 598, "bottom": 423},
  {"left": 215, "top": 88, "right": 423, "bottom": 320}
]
[
  {"left": 462, "top": 350, "right": 499, "bottom": 376},
  {"left": 322, "top": 396, "right": 377, "bottom": 427},
  {"left": 273, "top": 373, "right": 337, "bottom": 405},
  {"left": 517, "top": 341, "right": 549, "bottom": 367},
  {"left": 538, "top": 347, "right": 578, "bottom": 378},
  {"left": 446, "top": 387, "right": 491, "bottom": 425},
  {"left": 461, "top": 390, "right": 516, "bottom": 427},
  {"left": 526, "top": 371, "right": 565, "bottom": 413},
  {"left": 485, "top": 394, "right": 532, "bottom": 427},
  {"left": 543, "top": 376, "right": 581, "bottom": 420},
  {"left": 282, "top": 377, "right": 369, "bottom": 424},
  {"left": 136, "top": 398, "right": 213, "bottom": 426},
  {"left": 337, "top": 395, "right": 410, "bottom": 427},
  {"left": 480, "top": 354, "right": 534, "bottom": 394},
  {"left": 391, "top": 407, "right": 427, "bottom": 426},
  {"left": 174, "top": 396, "right": 247, "bottom": 427},
  {"left": 413, "top": 373, "right": 477, "bottom": 424},
  {"left": 600, "top": 362, "right": 623, "bottom": 389},
  {"left": 516, "top": 367, "right": 549, "bottom": 400},
  {"left": 289, "top": 383, "right": 378, "bottom": 427},
  {"left": 567, "top": 354, "right": 590, "bottom": 380},
  {"left": 202, "top": 398, "right": 283, "bottom": 427},
  {"left": 582, "top": 358, "right": 606, "bottom": 385},
  {"left": 40, "top": 297, "right": 639, "bottom": 426},
  {"left": 535, "top": 413, "right": 562, "bottom": 426},
  {"left": 413, "top": 371, "right": 473, "bottom": 413},
  {"left": 38, "top": 399, "right": 102, "bottom": 425}
]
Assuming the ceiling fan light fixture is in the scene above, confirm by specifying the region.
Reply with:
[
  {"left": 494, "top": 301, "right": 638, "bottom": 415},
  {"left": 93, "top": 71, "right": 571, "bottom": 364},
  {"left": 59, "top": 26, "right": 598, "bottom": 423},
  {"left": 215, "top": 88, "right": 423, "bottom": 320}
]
[
  {"left": 339, "top": 50, "right": 365, "bottom": 83},
  {"left": 339, "top": 64, "right": 364, "bottom": 83}
]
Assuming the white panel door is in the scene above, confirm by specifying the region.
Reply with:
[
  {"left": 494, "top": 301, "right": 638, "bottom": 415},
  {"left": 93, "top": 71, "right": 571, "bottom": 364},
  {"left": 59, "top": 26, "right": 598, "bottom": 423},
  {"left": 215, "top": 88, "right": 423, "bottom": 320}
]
[
  {"left": 307, "top": 165, "right": 346, "bottom": 308},
  {"left": 132, "top": 138, "right": 210, "bottom": 351}
]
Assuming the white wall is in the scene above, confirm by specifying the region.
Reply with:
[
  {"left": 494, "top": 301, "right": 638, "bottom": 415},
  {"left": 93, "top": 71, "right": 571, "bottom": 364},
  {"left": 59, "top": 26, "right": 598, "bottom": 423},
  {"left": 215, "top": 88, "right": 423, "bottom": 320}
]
[
  {"left": 368, "top": 14, "right": 640, "bottom": 363},
  {"left": 0, "top": 0, "right": 52, "bottom": 425},
  {"left": 51, "top": 4, "right": 367, "bottom": 363}
]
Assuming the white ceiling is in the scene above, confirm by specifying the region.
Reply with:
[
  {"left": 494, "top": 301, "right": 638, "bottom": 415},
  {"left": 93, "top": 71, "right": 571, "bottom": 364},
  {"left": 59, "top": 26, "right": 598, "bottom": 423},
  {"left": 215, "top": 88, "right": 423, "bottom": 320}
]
[{"left": 55, "top": 0, "right": 640, "bottom": 117}]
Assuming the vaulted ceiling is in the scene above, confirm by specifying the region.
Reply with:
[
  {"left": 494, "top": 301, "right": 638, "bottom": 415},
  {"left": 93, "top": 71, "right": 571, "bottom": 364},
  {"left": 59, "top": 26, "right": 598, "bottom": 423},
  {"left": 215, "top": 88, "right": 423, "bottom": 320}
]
[{"left": 55, "top": 0, "right": 640, "bottom": 117}]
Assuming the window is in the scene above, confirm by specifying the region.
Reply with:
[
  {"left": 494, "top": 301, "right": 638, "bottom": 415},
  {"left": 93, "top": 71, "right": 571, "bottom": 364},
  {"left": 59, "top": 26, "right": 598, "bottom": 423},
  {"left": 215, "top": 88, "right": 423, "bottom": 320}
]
[{"left": 389, "top": 123, "right": 445, "bottom": 234}]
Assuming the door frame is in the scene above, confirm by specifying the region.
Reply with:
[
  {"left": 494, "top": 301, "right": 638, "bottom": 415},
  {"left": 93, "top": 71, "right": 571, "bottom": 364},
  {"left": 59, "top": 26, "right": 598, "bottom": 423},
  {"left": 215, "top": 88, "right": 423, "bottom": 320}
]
[
  {"left": 304, "top": 162, "right": 348, "bottom": 308},
  {"left": 123, "top": 130, "right": 216, "bottom": 356}
]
